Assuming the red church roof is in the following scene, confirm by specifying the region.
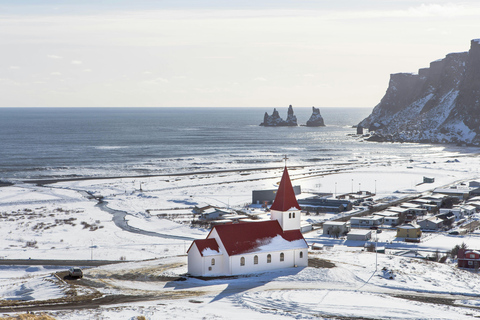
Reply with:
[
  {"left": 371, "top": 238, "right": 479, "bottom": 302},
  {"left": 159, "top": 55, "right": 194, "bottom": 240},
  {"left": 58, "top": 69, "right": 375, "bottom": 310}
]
[
  {"left": 210, "top": 220, "right": 306, "bottom": 256},
  {"left": 188, "top": 238, "right": 220, "bottom": 256},
  {"left": 270, "top": 166, "right": 301, "bottom": 212}
]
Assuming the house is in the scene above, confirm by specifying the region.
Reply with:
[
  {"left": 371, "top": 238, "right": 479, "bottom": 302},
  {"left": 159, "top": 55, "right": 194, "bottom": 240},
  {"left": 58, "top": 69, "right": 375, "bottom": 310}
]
[
  {"left": 374, "top": 211, "right": 399, "bottom": 226},
  {"left": 435, "top": 212, "right": 455, "bottom": 227},
  {"left": 350, "top": 216, "right": 383, "bottom": 228},
  {"left": 396, "top": 223, "right": 422, "bottom": 241},
  {"left": 458, "top": 249, "right": 480, "bottom": 269},
  {"left": 322, "top": 221, "right": 350, "bottom": 236},
  {"left": 409, "top": 199, "right": 438, "bottom": 211},
  {"left": 187, "top": 166, "right": 308, "bottom": 277},
  {"left": 417, "top": 217, "right": 444, "bottom": 231},
  {"left": 398, "top": 203, "right": 427, "bottom": 218},
  {"left": 347, "top": 229, "right": 372, "bottom": 241}
]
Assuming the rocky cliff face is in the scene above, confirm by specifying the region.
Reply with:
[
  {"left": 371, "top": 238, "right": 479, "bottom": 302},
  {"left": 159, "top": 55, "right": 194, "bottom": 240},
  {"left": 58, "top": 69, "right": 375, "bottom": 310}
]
[
  {"left": 306, "top": 107, "right": 325, "bottom": 127},
  {"left": 260, "top": 105, "right": 298, "bottom": 126},
  {"left": 359, "top": 39, "right": 480, "bottom": 145}
]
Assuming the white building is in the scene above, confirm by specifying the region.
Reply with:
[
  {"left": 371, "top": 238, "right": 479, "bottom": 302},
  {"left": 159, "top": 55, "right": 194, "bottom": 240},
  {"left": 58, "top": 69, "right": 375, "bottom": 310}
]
[
  {"left": 350, "top": 216, "right": 383, "bottom": 228},
  {"left": 322, "top": 221, "right": 350, "bottom": 236},
  {"left": 187, "top": 166, "right": 309, "bottom": 277},
  {"left": 347, "top": 229, "right": 372, "bottom": 241}
]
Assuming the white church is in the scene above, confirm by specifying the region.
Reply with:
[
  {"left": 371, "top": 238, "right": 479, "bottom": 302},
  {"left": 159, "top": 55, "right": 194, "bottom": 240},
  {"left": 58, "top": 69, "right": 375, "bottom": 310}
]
[{"left": 187, "top": 166, "right": 308, "bottom": 276}]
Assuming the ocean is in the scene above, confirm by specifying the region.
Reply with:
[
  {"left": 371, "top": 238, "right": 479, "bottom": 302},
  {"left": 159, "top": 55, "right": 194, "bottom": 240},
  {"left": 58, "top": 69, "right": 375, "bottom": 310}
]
[{"left": 0, "top": 107, "right": 457, "bottom": 181}]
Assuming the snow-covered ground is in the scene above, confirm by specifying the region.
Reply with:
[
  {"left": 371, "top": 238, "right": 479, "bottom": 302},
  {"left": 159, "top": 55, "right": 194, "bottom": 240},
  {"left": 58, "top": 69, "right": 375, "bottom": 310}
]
[{"left": 2, "top": 152, "right": 480, "bottom": 319}]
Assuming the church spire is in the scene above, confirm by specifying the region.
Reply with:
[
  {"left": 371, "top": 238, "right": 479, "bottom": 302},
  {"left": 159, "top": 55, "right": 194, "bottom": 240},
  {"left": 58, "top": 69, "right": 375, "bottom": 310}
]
[{"left": 270, "top": 165, "right": 301, "bottom": 212}]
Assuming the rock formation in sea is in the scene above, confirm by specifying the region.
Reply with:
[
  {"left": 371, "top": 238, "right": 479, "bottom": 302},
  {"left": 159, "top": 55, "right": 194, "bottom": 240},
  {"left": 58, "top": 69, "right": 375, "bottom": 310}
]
[
  {"left": 359, "top": 39, "right": 480, "bottom": 146},
  {"left": 306, "top": 107, "right": 325, "bottom": 127},
  {"left": 260, "top": 105, "right": 298, "bottom": 126}
]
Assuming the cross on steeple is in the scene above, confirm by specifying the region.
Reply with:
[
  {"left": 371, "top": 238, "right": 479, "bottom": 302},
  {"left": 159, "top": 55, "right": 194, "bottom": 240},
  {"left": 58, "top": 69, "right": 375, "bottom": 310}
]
[{"left": 283, "top": 155, "right": 289, "bottom": 167}]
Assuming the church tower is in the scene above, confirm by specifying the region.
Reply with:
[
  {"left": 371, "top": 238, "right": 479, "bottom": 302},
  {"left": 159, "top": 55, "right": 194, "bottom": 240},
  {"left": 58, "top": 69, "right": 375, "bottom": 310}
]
[{"left": 270, "top": 166, "right": 301, "bottom": 231}]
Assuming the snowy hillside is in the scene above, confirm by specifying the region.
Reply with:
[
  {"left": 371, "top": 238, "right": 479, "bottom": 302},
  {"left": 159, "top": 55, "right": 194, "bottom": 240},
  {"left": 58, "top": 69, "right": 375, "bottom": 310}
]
[{"left": 360, "top": 39, "right": 480, "bottom": 146}]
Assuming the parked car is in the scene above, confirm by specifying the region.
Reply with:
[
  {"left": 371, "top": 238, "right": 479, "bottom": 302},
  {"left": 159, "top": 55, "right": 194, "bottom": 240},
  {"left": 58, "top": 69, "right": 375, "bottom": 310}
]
[{"left": 68, "top": 267, "right": 83, "bottom": 278}]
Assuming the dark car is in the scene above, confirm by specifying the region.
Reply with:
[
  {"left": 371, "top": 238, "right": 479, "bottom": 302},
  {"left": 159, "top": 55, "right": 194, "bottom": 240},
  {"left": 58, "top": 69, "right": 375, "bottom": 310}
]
[{"left": 68, "top": 267, "right": 83, "bottom": 278}]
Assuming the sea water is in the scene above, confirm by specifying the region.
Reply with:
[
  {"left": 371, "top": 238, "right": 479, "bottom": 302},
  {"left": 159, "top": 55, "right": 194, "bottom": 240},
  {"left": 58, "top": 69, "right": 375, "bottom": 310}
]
[{"left": 0, "top": 107, "right": 459, "bottom": 181}]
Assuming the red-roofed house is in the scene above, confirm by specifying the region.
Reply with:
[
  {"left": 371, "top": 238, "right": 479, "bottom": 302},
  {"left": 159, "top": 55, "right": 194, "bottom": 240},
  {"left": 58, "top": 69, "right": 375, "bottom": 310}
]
[
  {"left": 458, "top": 249, "right": 480, "bottom": 269},
  {"left": 187, "top": 166, "right": 308, "bottom": 276}
]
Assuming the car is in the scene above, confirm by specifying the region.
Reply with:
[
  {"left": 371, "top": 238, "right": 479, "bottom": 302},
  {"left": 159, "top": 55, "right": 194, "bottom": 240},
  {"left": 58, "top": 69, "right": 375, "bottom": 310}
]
[{"left": 68, "top": 267, "right": 83, "bottom": 278}]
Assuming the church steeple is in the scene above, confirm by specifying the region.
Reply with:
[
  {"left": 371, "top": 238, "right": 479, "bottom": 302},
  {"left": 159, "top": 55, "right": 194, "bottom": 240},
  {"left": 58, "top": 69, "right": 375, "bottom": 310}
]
[
  {"left": 270, "top": 164, "right": 301, "bottom": 231},
  {"left": 270, "top": 166, "right": 301, "bottom": 212}
]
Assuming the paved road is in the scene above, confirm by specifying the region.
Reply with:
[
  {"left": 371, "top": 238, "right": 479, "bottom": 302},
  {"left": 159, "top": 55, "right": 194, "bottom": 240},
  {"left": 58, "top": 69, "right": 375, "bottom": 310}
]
[{"left": 0, "top": 259, "right": 124, "bottom": 267}]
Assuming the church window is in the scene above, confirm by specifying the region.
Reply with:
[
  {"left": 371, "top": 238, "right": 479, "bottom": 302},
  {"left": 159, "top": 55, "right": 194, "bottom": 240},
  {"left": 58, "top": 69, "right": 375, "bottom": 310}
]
[
  {"left": 211, "top": 258, "right": 215, "bottom": 266},
  {"left": 240, "top": 257, "right": 245, "bottom": 266},
  {"left": 470, "top": 254, "right": 476, "bottom": 259},
  {"left": 289, "top": 213, "right": 291, "bottom": 219},
  {"left": 267, "top": 254, "right": 272, "bottom": 263},
  {"left": 254, "top": 255, "right": 258, "bottom": 265},
  {"left": 280, "top": 252, "right": 284, "bottom": 262},
  {"left": 293, "top": 212, "right": 295, "bottom": 218},
  {"left": 300, "top": 251, "right": 303, "bottom": 259}
]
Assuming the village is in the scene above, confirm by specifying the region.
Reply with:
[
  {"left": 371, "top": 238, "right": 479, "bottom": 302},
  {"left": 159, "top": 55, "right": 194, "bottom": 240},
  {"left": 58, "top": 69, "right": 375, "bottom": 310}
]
[{"left": 188, "top": 167, "right": 480, "bottom": 273}]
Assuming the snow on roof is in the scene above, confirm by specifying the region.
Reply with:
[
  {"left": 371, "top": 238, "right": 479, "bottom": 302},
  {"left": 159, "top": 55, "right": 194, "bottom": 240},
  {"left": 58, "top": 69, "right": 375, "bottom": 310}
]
[
  {"left": 270, "top": 167, "right": 301, "bottom": 212},
  {"left": 212, "top": 220, "right": 307, "bottom": 256},
  {"left": 323, "top": 221, "right": 349, "bottom": 226},
  {"left": 189, "top": 238, "right": 220, "bottom": 257},
  {"left": 397, "top": 223, "right": 420, "bottom": 229},
  {"left": 348, "top": 229, "right": 371, "bottom": 236}
]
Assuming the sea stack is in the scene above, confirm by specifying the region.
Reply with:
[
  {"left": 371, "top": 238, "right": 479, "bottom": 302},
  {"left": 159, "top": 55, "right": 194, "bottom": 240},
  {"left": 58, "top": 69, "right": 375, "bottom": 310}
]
[
  {"left": 260, "top": 105, "right": 298, "bottom": 126},
  {"left": 306, "top": 107, "right": 325, "bottom": 127}
]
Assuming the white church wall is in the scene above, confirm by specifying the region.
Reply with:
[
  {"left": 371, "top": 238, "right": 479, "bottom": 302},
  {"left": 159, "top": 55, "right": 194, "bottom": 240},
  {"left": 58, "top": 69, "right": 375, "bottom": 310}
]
[
  {"left": 271, "top": 209, "right": 301, "bottom": 231},
  {"left": 202, "top": 253, "right": 224, "bottom": 276},
  {"left": 187, "top": 244, "right": 204, "bottom": 276},
  {"left": 229, "top": 249, "right": 304, "bottom": 275}
]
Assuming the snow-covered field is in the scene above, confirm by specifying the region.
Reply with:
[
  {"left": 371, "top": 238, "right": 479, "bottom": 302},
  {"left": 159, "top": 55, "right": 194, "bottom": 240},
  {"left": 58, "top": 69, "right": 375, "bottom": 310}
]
[{"left": 2, "top": 152, "right": 480, "bottom": 319}]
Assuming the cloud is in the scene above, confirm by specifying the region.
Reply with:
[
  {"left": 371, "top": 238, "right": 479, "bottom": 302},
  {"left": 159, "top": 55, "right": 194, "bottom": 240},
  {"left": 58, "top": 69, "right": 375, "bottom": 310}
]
[
  {"left": 50, "top": 72, "right": 62, "bottom": 75},
  {"left": 82, "top": 69, "right": 92, "bottom": 72},
  {"left": 253, "top": 77, "right": 267, "bottom": 82},
  {"left": 143, "top": 71, "right": 153, "bottom": 74},
  {"left": 71, "top": 60, "right": 82, "bottom": 64},
  {"left": 9, "top": 66, "right": 20, "bottom": 69},
  {"left": 47, "top": 55, "right": 63, "bottom": 59}
]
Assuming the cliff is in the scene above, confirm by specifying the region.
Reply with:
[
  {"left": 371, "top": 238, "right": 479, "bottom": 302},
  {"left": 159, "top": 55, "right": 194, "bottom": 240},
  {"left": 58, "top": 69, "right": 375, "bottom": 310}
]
[
  {"left": 260, "top": 105, "right": 298, "bottom": 126},
  {"left": 359, "top": 39, "right": 480, "bottom": 145},
  {"left": 306, "top": 107, "right": 325, "bottom": 127}
]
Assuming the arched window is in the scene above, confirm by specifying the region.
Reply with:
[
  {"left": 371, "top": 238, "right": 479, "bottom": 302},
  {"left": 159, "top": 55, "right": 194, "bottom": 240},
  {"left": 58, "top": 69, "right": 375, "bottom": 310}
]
[
  {"left": 280, "top": 252, "right": 284, "bottom": 262},
  {"left": 240, "top": 257, "right": 245, "bottom": 266},
  {"left": 299, "top": 251, "right": 303, "bottom": 259},
  {"left": 267, "top": 254, "right": 272, "bottom": 263},
  {"left": 254, "top": 255, "right": 258, "bottom": 265},
  {"left": 211, "top": 258, "right": 215, "bottom": 266},
  {"left": 293, "top": 212, "right": 295, "bottom": 218},
  {"left": 289, "top": 212, "right": 291, "bottom": 219}
]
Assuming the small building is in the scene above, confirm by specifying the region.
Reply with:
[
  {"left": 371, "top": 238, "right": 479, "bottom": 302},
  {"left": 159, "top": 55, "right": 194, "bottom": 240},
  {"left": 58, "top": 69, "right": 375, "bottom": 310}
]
[
  {"left": 417, "top": 217, "right": 444, "bottom": 231},
  {"left": 374, "top": 211, "right": 399, "bottom": 226},
  {"left": 322, "top": 221, "right": 351, "bottom": 236},
  {"left": 409, "top": 199, "right": 438, "bottom": 211},
  {"left": 396, "top": 223, "right": 422, "bottom": 241},
  {"left": 347, "top": 229, "right": 372, "bottom": 241},
  {"left": 350, "top": 216, "right": 384, "bottom": 228},
  {"left": 252, "top": 185, "right": 301, "bottom": 205},
  {"left": 433, "top": 186, "right": 471, "bottom": 200},
  {"left": 298, "top": 197, "right": 353, "bottom": 213},
  {"left": 458, "top": 249, "right": 480, "bottom": 269},
  {"left": 423, "top": 177, "right": 435, "bottom": 183},
  {"left": 435, "top": 212, "right": 456, "bottom": 227},
  {"left": 421, "top": 194, "right": 445, "bottom": 206}
]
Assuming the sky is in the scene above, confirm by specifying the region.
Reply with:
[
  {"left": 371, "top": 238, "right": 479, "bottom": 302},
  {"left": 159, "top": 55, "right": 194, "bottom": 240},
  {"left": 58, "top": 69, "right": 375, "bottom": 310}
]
[{"left": 1, "top": 1, "right": 480, "bottom": 108}]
